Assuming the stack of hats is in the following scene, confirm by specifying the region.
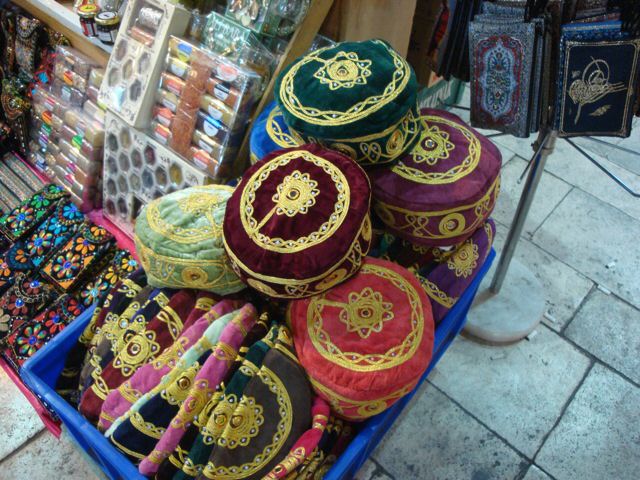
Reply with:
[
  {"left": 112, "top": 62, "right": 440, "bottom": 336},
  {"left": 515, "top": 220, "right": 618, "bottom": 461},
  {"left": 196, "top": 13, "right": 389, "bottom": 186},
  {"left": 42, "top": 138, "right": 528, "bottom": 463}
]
[{"left": 245, "top": 39, "right": 501, "bottom": 418}]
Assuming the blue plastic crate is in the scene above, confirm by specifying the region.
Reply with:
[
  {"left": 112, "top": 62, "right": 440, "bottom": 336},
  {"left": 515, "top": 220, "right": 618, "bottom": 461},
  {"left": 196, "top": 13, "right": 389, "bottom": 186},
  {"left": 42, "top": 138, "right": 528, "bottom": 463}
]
[{"left": 21, "top": 249, "right": 494, "bottom": 480}]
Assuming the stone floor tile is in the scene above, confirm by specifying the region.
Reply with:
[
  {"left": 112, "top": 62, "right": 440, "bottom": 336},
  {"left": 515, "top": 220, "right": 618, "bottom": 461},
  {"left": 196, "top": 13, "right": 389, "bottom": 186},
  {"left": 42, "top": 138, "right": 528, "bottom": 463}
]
[
  {"left": 492, "top": 222, "right": 593, "bottom": 332},
  {"left": 492, "top": 133, "right": 540, "bottom": 161},
  {"left": 493, "top": 157, "right": 572, "bottom": 236},
  {"left": 532, "top": 189, "right": 640, "bottom": 308},
  {"left": 373, "top": 384, "right": 526, "bottom": 480},
  {"left": 523, "top": 465, "right": 553, "bottom": 480},
  {"left": 565, "top": 290, "right": 640, "bottom": 384},
  {"left": 572, "top": 134, "right": 640, "bottom": 177},
  {"left": 0, "top": 431, "right": 100, "bottom": 479},
  {"left": 430, "top": 327, "right": 590, "bottom": 457},
  {"left": 543, "top": 139, "right": 640, "bottom": 222},
  {"left": 0, "top": 369, "right": 44, "bottom": 460},
  {"left": 354, "top": 459, "right": 394, "bottom": 480},
  {"left": 536, "top": 364, "right": 640, "bottom": 480}
]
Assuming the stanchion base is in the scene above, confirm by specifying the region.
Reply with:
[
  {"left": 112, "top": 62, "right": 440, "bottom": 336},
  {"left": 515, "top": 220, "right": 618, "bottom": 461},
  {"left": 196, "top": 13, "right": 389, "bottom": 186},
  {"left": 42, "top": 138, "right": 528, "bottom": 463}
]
[{"left": 464, "top": 258, "right": 545, "bottom": 345}]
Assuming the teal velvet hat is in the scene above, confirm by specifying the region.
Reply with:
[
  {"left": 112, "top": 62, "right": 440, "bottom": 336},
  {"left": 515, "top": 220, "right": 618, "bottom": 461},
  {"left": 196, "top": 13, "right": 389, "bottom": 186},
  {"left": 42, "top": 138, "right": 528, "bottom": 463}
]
[
  {"left": 134, "top": 185, "right": 245, "bottom": 294},
  {"left": 275, "top": 39, "right": 421, "bottom": 167}
]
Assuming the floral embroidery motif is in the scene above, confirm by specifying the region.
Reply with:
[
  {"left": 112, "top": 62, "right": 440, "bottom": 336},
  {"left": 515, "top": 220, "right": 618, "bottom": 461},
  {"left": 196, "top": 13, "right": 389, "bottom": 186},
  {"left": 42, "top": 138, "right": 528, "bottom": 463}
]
[
  {"left": 240, "top": 150, "right": 349, "bottom": 253},
  {"left": 313, "top": 51, "right": 372, "bottom": 90},
  {"left": 112, "top": 329, "right": 161, "bottom": 377},
  {"left": 447, "top": 240, "right": 479, "bottom": 278},
  {"left": 412, "top": 125, "right": 455, "bottom": 166},
  {"left": 15, "top": 323, "right": 46, "bottom": 357},
  {"left": 272, "top": 170, "right": 319, "bottom": 217},
  {"left": 338, "top": 287, "right": 394, "bottom": 339},
  {"left": 7, "top": 205, "right": 34, "bottom": 230},
  {"left": 27, "top": 231, "right": 53, "bottom": 256},
  {"left": 51, "top": 253, "right": 81, "bottom": 280},
  {"left": 74, "top": 236, "right": 96, "bottom": 255},
  {"left": 217, "top": 396, "right": 264, "bottom": 450}
]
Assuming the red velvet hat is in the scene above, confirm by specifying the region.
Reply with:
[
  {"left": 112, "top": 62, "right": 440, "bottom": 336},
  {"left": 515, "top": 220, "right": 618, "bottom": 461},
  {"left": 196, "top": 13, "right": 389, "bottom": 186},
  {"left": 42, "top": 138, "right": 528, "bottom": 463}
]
[
  {"left": 223, "top": 144, "right": 372, "bottom": 299},
  {"left": 370, "top": 109, "right": 501, "bottom": 247},
  {"left": 288, "top": 257, "right": 434, "bottom": 421}
]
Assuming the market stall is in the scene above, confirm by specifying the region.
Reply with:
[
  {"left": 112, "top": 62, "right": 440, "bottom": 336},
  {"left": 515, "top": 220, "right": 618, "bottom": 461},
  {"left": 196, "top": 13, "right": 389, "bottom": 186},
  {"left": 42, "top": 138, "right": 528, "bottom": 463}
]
[{"left": 0, "top": 0, "right": 636, "bottom": 479}]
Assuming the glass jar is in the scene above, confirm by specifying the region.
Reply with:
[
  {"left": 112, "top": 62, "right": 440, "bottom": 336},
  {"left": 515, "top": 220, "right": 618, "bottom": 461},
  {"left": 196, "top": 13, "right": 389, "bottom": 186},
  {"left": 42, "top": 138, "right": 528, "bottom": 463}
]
[
  {"left": 77, "top": 4, "right": 99, "bottom": 37},
  {"left": 95, "top": 11, "right": 121, "bottom": 45}
]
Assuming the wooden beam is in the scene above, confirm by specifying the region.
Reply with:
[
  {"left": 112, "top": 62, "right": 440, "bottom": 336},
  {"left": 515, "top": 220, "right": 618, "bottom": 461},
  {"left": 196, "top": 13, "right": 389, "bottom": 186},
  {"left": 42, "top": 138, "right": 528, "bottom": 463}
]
[{"left": 234, "top": 0, "right": 335, "bottom": 175}]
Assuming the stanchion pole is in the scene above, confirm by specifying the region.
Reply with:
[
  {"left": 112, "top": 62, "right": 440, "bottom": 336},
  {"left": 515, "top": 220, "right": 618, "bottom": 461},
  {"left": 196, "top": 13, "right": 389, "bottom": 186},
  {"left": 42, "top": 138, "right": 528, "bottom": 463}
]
[{"left": 489, "top": 129, "right": 557, "bottom": 294}]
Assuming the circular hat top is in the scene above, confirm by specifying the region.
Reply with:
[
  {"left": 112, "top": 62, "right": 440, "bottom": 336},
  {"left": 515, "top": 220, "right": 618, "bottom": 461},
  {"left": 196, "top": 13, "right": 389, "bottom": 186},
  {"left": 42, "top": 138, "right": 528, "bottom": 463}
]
[
  {"left": 370, "top": 108, "right": 501, "bottom": 245},
  {"left": 223, "top": 144, "right": 371, "bottom": 291},
  {"left": 289, "top": 257, "right": 434, "bottom": 417},
  {"left": 276, "top": 39, "right": 418, "bottom": 139},
  {"left": 135, "top": 185, "right": 244, "bottom": 294}
]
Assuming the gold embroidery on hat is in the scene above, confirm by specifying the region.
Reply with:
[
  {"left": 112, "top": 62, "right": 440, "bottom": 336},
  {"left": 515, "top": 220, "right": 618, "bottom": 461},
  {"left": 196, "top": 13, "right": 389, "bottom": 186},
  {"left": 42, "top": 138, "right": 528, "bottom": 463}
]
[
  {"left": 412, "top": 124, "right": 455, "bottom": 165},
  {"left": 279, "top": 40, "right": 410, "bottom": 126},
  {"left": 309, "top": 378, "right": 413, "bottom": 420},
  {"left": 308, "top": 263, "right": 424, "bottom": 372},
  {"left": 266, "top": 105, "right": 299, "bottom": 148},
  {"left": 128, "top": 411, "right": 166, "bottom": 440},
  {"left": 145, "top": 186, "right": 233, "bottom": 244},
  {"left": 273, "top": 170, "right": 320, "bottom": 217},
  {"left": 337, "top": 287, "right": 394, "bottom": 339},
  {"left": 415, "top": 275, "right": 457, "bottom": 308},
  {"left": 217, "top": 396, "right": 264, "bottom": 449},
  {"left": 112, "top": 330, "right": 160, "bottom": 377},
  {"left": 240, "top": 150, "right": 349, "bottom": 253},
  {"left": 313, "top": 51, "right": 372, "bottom": 90},
  {"left": 392, "top": 114, "right": 481, "bottom": 184},
  {"left": 202, "top": 366, "right": 293, "bottom": 479},
  {"left": 374, "top": 176, "right": 500, "bottom": 242},
  {"left": 447, "top": 240, "right": 479, "bottom": 278}
]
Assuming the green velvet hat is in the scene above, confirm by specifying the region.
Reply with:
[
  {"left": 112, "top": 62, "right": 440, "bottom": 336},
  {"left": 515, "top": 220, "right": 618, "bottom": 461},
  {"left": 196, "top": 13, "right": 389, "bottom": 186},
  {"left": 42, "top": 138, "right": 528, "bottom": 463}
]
[
  {"left": 275, "top": 39, "right": 421, "bottom": 167},
  {"left": 134, "top": 185, "right": 245, "bottom": 294}
]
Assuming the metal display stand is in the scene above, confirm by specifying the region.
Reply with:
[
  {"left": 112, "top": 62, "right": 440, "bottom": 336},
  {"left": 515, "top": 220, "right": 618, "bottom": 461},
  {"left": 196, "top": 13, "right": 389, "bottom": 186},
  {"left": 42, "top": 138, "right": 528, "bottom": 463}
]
[{"left": 446, "top": 102, "right": 639, "bottom": 343}]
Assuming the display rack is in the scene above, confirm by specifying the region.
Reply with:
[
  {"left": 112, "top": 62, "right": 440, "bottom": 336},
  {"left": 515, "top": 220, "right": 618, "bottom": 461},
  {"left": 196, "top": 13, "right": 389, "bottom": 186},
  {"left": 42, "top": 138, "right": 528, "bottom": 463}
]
[{"left": 13, "top": 0, "right": 112, "bottom": 64}]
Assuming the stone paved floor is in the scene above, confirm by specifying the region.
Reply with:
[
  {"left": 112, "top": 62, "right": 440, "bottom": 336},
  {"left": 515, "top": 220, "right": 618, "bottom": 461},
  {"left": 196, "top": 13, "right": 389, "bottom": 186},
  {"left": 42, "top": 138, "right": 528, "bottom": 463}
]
[{"left": 1, "top": 84, "right": 639, "bottom": 479}]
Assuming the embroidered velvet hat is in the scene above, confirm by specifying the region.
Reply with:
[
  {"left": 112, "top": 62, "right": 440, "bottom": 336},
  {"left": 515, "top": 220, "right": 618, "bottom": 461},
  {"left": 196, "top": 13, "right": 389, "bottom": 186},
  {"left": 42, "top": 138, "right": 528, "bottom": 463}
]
[
  {"left": 223, "top": 144, "right": 372, "bottom": 299},
  {"left": 374, "top": 220, "right": 496, "bottom": 323},
  {"left": 250, "top": 101, "right": 300, "bottom": 165},
  {"left": 135, "top": 185, "right": 245, "bottom": 295},
  {"left": 275, "top": 40, "right": 421, "bottom": 167},
  {"left": 288, "top": 257, "right": 434, "bottom": 421},
  {"left": 370, "top": 109, "right": 501, "bottom": 247}
]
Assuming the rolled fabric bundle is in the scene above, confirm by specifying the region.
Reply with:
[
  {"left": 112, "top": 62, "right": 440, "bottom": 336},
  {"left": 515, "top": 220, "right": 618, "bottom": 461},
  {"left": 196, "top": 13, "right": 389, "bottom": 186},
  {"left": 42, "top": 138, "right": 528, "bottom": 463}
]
[
  {"left": 139, "top": 304, "right": 259, "bottom": 475},
  {"left": 106, "top": 306, "right": 257, "bottom": 462},
  {"left": 223, "top": 144, "right": 372, "bottom": 299},
  {"left": 199, "top": 332, "right": 313, "bottom": 480},
  {"left": 134, "top": 185, "right": 245, "bottom": 295},
  {"left": 80, "top": 289, "right": 199, "bottom": 424},
  {"left": 98, "top": 297, "right": 240, "bottom": 432},
  {"left": 275, "top": 39, "right": 421, "bottom": 167},
  {"left": 288, "top": 257, "right": 434, "bottom": 421},
  {"left": 370, "top": 108, "right": 501, "bottom": 247}
]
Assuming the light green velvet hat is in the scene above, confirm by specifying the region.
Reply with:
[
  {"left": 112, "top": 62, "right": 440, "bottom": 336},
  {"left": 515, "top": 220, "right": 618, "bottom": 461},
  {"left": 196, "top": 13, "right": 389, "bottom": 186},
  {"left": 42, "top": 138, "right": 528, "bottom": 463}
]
[{"left": 134, "top": 185, "right": 245, "bottom": 294}]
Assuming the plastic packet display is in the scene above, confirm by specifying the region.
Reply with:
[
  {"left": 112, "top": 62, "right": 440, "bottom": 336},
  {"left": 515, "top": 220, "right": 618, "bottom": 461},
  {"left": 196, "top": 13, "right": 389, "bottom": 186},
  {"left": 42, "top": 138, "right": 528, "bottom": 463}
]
[
  {"left": 153, "top": 36, "right": 261, "bottom": 180},
  {"left": 98, "top": 0, "right": 191, "bottom": 127},
  {"left": 103, "top": 112, "right": 214, "bottom": 236},
  {"left": 202, "top": 12, "right": 275, "bottom": 89},
  {"left": 225, "top": 0, "right": 309, "bottom": 36}
]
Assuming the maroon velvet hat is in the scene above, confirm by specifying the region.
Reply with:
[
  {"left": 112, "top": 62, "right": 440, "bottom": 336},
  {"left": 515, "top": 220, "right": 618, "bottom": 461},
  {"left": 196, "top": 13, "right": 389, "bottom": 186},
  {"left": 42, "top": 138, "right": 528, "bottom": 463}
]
[
  {"left": 223, "top": 144, "right": 372, "bottom": 299},
  {"left": 370, "top": 108, "right": 501, "bottom": 247}
]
